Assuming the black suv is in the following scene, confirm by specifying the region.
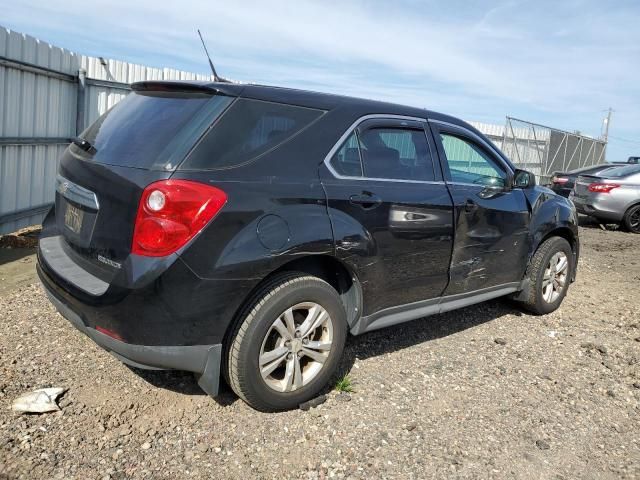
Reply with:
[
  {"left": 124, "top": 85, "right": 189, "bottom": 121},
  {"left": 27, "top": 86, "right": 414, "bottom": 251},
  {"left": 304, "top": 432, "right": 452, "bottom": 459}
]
[{"left": 38, "top": 81, "right": 579, "bottom": 411}]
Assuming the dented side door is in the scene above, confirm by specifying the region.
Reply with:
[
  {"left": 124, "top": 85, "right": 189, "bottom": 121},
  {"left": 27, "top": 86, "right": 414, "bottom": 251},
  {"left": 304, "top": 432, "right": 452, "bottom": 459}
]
[{"left": 428, "top": 121, "right": 531, "bottom": 295}]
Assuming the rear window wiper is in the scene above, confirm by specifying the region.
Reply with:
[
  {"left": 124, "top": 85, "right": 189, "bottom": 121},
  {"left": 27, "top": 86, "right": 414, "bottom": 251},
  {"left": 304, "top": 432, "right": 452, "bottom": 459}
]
[{"left": 72, "top": 137, "right": 97, "bottom": 154}]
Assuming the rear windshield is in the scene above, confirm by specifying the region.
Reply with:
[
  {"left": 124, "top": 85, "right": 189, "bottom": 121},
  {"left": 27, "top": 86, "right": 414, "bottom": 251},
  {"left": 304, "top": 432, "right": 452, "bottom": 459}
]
[
  {"left": 572, "top": 164, "right": 610, "bottom": 174},
  {"left": 603, "top": 164, "right": 640, "bottom": 178},
  {"left": 71, "top": 91, "right": 232, "bottom": 170},
  {"left": 180, "top": 98, "right": 324, "bottom": 170}
]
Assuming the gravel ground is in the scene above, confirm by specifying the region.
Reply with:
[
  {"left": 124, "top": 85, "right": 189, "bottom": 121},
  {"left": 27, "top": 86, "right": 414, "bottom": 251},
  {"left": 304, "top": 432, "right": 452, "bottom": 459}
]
[{"left": 1, "top": 223, "right": 639, "bottom": 479}]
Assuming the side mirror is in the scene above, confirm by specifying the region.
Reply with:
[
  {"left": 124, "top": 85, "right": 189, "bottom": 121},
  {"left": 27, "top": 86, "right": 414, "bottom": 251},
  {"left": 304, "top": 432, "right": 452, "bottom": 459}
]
[{"left": 513, "top": 169, "right": 536, "bottom": 188}]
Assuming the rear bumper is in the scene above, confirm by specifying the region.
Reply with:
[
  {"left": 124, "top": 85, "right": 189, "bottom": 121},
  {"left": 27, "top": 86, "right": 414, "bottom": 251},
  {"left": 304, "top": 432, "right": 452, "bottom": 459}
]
[
  {"left": 570, "top": 194, "right": 624, "bottom": 222},
  {"left": 38, "top": 264, "right": 222, "bottom": 396}
]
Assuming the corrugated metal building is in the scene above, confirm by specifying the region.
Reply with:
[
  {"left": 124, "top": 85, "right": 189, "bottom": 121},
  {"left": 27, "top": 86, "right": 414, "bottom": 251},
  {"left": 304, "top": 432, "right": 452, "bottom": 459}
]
[{"left": 0, "top": 26, "right": 214, "bottom": 234}]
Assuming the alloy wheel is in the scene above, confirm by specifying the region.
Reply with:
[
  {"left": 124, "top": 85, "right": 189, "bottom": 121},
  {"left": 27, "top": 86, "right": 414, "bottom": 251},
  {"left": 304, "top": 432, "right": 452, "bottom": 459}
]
[
  {"left": 258, "top": 302, "right": 334, "bottom": 393},
  {"left": 542, "top": 251, "right": 569, "bottom": 303}
]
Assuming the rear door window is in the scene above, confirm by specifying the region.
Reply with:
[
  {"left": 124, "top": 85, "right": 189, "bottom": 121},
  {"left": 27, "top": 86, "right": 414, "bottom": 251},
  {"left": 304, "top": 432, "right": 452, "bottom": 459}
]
[
  {"left": 72, "top": 91, "right": 232, "bottom": 170},
  {"left": 359, "top": 127, "right": 435, "bottom": 181},
  {"left": 181, "top": 99, "right": 324, "bottom": 170},
  {"left": 330, "top": 132, "right": 363, "bottom": 177}
]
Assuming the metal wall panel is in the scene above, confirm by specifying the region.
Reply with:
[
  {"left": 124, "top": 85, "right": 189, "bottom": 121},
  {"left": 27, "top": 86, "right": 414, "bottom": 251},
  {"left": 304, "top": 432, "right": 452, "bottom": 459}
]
[
  {"left": 0, "top": 27, "right": 78, "bottom": 234},
  {"left": 0, "top": 25, "right": 214, "bottom": 234}
]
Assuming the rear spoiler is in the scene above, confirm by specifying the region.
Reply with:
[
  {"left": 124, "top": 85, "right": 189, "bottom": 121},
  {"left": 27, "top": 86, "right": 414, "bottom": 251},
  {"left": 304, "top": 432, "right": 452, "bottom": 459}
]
[{"left": 131, "top": 81, "right": 242, "bottom": 96}]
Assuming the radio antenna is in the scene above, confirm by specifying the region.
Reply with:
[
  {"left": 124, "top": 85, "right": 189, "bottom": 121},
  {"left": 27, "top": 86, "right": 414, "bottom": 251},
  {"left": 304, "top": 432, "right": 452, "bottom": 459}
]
[{"left": 197, "top": 29, "right": 223, "bottom": 82}]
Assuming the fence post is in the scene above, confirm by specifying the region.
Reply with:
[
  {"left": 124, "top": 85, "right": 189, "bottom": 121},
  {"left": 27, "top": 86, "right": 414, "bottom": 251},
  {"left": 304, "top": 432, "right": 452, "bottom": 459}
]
[{"left": 76, "top": 68, "right": 86, "bottom": 135}]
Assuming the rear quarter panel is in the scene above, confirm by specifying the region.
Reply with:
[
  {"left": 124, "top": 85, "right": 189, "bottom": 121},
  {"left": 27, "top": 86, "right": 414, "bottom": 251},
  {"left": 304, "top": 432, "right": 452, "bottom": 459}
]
[
  {"left": 175, "top": 172, "right": 334, "bottom": 280},
  {"left": 619, "top": 174, "right": 640, "bottom": 213}
]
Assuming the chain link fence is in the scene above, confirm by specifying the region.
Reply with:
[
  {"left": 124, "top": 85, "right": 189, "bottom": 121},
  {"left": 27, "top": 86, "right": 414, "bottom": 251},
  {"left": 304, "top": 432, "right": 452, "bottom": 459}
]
[{"left": 500, "top": 117, "right": 606, "bottom": 184}]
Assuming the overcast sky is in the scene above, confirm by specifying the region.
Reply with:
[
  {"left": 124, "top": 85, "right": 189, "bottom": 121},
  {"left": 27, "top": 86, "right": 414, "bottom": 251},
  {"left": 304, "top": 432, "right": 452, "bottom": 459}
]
[{"left": 2, "top": 0, "right": 639, "bottom": 161}]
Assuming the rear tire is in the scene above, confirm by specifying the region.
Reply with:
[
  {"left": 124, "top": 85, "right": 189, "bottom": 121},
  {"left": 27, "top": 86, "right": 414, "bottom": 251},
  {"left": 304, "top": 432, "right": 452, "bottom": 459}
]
[
  {"left": 518, "top": 237, "right": 573, "bottom": 315},
  {"left": 225, "top": 272, "right": 347, "bottom": 412},
  {"left": 623, "top": 204, "right": 640, "bottom": 234}
]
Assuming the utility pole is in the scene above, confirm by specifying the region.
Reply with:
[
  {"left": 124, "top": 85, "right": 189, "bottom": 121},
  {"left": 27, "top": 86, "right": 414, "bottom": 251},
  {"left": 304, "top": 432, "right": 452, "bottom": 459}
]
[
  {"left": 602, "top": 107, "right": 613, "bottom": 162},
  {"left": 602, "top": 107, "right": 613, "bottom": 142}
]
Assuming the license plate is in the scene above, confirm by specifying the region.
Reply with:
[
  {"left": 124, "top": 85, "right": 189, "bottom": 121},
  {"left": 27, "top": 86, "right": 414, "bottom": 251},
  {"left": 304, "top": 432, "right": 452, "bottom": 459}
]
[{"left": 64, "top": 203, "right": 84, "bottom": 234}]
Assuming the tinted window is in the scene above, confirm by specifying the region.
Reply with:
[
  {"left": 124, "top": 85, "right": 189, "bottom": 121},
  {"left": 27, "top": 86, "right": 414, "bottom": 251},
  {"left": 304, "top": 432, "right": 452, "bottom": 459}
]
[
  {"left": 440, "top": 133, "right": 506, "bottom": 186},
  {"left": 182, "top": 99, "right": 324, "bottom": 170},
  {"left": 73, "top": 91, "right": 232, "bottom": 170},
  {"left": 330, "top": 132, "right": 362, "bottom": 177},
  {"left": 603, "top": 164, "right": 640, "bottom": 178},
  {"left": 359, "top": 128, "right": 435, "bottom": 181}
]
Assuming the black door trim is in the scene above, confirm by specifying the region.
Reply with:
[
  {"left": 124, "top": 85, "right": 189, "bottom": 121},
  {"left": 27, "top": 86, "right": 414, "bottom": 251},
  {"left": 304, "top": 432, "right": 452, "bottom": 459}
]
[{"left": 350, "top": 281, "right": 522, "bottom": 335}]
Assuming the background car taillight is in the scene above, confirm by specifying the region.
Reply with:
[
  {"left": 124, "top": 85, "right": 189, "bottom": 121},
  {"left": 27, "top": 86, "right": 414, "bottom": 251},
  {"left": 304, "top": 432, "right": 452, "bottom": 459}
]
[
  {"left": 551, "top": 176, "right": 569, "bottom": 185},
  {"left": 587, "top": 182, "right": 620, "bottom": 193},
  {"left": 132, "top": 180, "right": 227, "bottom": 257}
]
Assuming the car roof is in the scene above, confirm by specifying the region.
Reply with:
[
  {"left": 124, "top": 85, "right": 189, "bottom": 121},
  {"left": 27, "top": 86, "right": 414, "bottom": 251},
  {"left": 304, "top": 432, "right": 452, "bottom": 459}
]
[
  {"left": 131, "top": 79, "right": 516, "bottom": 171},
  {"left": 132, "top": 80, "right": 474, "bottom": 130}
]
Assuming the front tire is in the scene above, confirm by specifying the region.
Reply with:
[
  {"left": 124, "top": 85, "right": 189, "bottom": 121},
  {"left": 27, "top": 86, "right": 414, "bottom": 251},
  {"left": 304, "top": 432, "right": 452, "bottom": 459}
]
[
  {"left": 518, "top": 237, "right": 573, "bottom": 315},
  {"left": 225, "top": 272, "right": 347, "bottom": 412}
]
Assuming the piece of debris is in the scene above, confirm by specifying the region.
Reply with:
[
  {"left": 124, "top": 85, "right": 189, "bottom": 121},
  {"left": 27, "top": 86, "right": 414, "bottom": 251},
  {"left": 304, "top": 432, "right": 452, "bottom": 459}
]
[
  {"left": 547, "top": 331, "right": 559, "bottom": 338},
  {"left": 535, "top": 439, "right": 550, "bottom": 450},
  {"left": 494, "top": 337, "right": 507, "bottom": 345},
  {"left": 11, "top": 388, "right": 66, "bottom": 414},
  {"left": 299, "top": 394, "right": 327, "bottom": 411},
  {"left": 595, "top": 344, "right": 608, "bottom": 355}
]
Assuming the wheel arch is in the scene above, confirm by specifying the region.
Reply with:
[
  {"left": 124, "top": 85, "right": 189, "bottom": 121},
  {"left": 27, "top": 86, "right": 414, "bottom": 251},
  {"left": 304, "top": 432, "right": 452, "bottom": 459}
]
[
  {"left": 270, "top": 255, "right": 363, "bottom": 329},
  {"left": 623, "top": 199, "right": 640, "bottom": 212},
  {"left": 513, "top": 226, "right": 577, "bottom": 304},
  {"left": 622, "top": 201, "right": 640, "bottom": 230},
  {"left": 224, "top": 254, "right": 363, "bottom": 344},
  {"left": 538, "top": 226, "right": 578, "bottom": 256},
  {"left": 536, "top": 225, "right": 578, "bottom": 279}
]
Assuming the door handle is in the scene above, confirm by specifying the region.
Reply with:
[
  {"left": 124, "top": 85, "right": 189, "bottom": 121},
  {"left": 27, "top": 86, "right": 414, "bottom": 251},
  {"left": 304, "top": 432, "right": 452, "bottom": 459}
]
[
  {"left": 464, "top": 199, "right": 478, "bottom": 213},
  {"left": 349, "top": 192, "right": 382, "bottom": 210}
]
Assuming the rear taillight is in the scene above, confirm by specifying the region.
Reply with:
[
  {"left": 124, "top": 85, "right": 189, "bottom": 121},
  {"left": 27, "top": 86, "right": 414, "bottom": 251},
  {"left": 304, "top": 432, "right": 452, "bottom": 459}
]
[
  {"left": 587, "top": 182, "right": 620, "bottom": 194},
  {"left": 552, "top": 176, "right": 569, "bottom": 184},
  {"left": 132, "top": 180, "right": 227, "bottom": 257}
]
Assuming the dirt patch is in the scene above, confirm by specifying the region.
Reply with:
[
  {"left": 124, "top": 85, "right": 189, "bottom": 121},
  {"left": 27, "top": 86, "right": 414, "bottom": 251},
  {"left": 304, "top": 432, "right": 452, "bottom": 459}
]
[
  {"left": 0, "top": 248, "right": 37, "bottom": 297},
  {"left": 1, "top": 225, "right": 639, "bottom": 479},
  {"left": 0, "top": 226, "right": 40, "bottom": 296},
  {"left": 0, "top": 226, "right": 41, "bottom": 249}
]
